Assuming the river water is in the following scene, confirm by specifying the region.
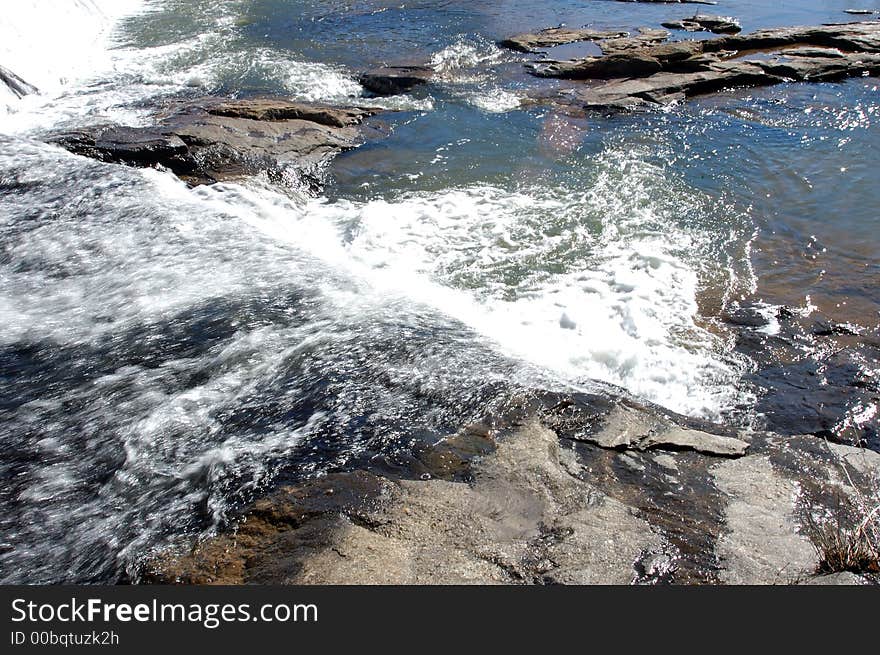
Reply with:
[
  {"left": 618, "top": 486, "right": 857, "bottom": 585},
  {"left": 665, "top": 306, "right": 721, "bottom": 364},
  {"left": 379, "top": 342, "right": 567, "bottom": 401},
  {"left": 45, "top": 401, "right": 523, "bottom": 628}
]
[{"left": 0, "top": 0, "right": 878, "bottom": 583}]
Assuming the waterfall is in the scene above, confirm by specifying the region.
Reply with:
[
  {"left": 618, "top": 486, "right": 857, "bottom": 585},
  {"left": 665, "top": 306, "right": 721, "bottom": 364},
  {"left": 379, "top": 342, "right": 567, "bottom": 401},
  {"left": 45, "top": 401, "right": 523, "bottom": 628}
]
[{"left": 0, "top": 0, "right": 144, "bottom": 102}]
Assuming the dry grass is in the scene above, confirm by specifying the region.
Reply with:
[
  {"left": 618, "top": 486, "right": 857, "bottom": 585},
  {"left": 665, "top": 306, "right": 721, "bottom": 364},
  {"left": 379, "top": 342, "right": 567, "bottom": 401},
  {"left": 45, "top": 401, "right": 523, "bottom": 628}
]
[
  {"left": 804, "top": 496, "right": 880, "bottom": 574},
  {"left": 803, "top": 445, "right": 880, "bottom": 576}
]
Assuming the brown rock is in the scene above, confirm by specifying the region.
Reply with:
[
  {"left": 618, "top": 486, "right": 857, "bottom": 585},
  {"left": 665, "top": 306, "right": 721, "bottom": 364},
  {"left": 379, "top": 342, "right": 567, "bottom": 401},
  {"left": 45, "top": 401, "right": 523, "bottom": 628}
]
[
  {"left": 499, "top": 27, "right": 628, "bottom": 53},
  {"left": 48, "top": 97, "right": 382, "bottom": 188},
  {"left": 207, "top": 98, "right": 372, "bottom": 128},
  {"left": 600, "top": 28, "right": 671, "bottom": 55},
  {"left": 529, "top": 21, "right": 880, "bottom": 112},
  {"left": 531, "top": 53, "right": 663, "bottom": 79}
]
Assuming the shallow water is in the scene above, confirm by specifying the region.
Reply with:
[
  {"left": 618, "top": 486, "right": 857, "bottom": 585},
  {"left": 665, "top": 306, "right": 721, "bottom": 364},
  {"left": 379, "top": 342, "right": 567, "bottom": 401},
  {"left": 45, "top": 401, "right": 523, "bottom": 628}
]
[{"left": 0, "top": 0, "right": 878, "bottom": 582}]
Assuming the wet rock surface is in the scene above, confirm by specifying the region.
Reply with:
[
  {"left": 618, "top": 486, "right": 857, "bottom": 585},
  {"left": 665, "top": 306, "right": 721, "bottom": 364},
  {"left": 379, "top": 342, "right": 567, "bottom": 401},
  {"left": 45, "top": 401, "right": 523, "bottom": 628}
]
[
  {"left": 661, "top": 15, "right": 742, "bottom": 35},
  {"left": 721, "top": 301, "right": 879, "bottom": 449},
  {"left": 145, "top": 391, "right": 879, "bottom": 585},
  {"left": 358, "top": 66, "right": 433, "bottom": 96},
  {"left": 145, "top": 422, "right": 663, "bottom": 584},
  {"left": 499, "top": 27, "right": 628, "bottom": 53},
  {"left": 48, "top": 97, "right": 382, "bottom": 189},
  {"left": 0, "top": 64, "right": 38, "bottom": 99},
  {"left": 523, "top": 21, "right": 880, "bottom": 112}
]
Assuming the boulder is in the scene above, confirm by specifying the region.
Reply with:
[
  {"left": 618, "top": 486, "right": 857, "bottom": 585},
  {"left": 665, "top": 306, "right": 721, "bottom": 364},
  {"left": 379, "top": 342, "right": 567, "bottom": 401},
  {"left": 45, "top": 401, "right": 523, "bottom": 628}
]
[
  {"left": 358, "top": 66, "right": 433, "bottom": 96},
  {"left": 49, "top": 97, "right": 381, "bottom": 188}
]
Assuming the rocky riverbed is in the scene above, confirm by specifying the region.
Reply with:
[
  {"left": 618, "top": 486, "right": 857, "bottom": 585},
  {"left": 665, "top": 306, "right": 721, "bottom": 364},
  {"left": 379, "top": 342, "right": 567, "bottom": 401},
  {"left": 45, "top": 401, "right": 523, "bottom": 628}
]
[
  {"left": 44, "top": 17, "right": 880, "bottom": 587},
  {"left": 514, "top": 21, "right": 880, "bottom": 112},
  {"left": 145, "top": 391, "right": 880, "bottom": 584},
  {"left": 2, "top": 2, "right": 879, "bottom": 585}
]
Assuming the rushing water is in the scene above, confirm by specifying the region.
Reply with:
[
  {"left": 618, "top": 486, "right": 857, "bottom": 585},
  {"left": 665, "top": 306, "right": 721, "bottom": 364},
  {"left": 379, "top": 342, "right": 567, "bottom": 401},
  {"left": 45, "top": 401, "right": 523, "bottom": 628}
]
[{"left": 0, "top": 0, "right": 878, "bottom": 583}]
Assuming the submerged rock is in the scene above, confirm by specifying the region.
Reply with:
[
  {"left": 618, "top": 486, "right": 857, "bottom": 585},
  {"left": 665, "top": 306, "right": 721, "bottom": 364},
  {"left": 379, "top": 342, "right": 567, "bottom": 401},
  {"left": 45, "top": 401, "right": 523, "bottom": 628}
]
[
  {"left": 49, "top": 97, "right": 381, "bottom": 189},
  {"left": 358, "top": 66, "right": 433, "bottom": 96},
  {"left": 724, "top": 299, "right": 879, "bottom": 449},
  {"left": 662, "top": 15, "right": 742, "bottom": 35}
]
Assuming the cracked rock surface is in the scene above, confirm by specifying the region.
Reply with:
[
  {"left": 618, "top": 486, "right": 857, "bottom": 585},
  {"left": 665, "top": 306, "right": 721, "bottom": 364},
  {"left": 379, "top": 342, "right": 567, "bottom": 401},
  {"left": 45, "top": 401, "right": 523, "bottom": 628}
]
[{"left": 145, "top": 397, "right": 880, "bottom": 585}]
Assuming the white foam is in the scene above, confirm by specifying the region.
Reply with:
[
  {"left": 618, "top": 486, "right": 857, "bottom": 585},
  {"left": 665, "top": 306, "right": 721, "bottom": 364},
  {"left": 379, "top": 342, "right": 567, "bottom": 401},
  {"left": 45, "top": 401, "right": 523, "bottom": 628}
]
[
  {"left": 200, "top": 151, "right": 752, "bottom": 420},
  {"left": 327, "top": 195, "right": 743, "bottom": 418},
  {"left": 429, "top": 36, "right": 522, "bottom": 113},
  {"left": 0, "top": 0, "right": 153, "bottom": 132},
  {"left": 0, "top": 0, "right": 144, "bottom": 97},
  {"left": 429, "top": 37, "right": 507, "bottom": 79},
  {"left": 465, "top": 87, "right": 522, "bottom": 113},
  {"left": 0, "top": 7, "right": 749, "bottom": 424}
]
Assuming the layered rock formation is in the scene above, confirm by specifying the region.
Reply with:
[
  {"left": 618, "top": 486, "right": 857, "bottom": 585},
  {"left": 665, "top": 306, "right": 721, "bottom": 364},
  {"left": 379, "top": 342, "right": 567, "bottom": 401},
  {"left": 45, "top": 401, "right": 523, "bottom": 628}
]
[{"left": 515, "top": 21, "right": 880, "bottom": 112}]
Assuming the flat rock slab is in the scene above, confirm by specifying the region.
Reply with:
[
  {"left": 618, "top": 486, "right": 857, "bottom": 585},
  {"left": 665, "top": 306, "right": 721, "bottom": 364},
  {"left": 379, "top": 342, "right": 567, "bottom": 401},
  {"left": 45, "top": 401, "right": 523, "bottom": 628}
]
[
  {"left": 48, "top": 97, "right": 381, "bottom": 188},
  {"left": 358, "top": 66, "right": 434, "bottom": 96},
  {"left": 143, "top": 400, "right": 880, "bottom": 585},
  {"left": 565, "top": 404, "right": 750, "bottom": 456},
  {"left": 146, "top": 423, "right": 662, "bottom": 584},
  {"left": 206, "top": 98, "right": 372, "bottom": 127},
  {"left": 713, "top": 456, "right": 818, "bottom": 584},
  {"left": 499, "top": 27, "right": 628, "bottom": 53}
]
